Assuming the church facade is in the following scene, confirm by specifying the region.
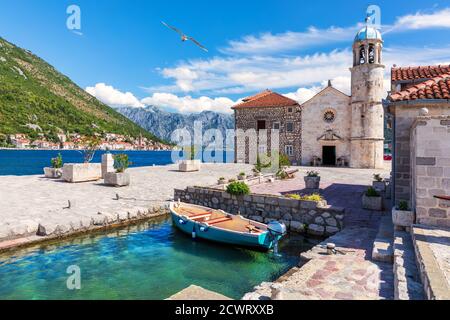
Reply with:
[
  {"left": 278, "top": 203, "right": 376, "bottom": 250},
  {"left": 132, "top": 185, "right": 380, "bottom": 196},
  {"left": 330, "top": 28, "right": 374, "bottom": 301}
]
[{"left": 232, "top": 19, "right": 385, "bottom": 169}]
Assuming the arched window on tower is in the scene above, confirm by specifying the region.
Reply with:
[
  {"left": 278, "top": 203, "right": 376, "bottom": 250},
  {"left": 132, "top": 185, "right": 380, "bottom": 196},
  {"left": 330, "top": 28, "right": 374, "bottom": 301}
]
[
  {"left": 368, "top": 44, "right": 375, "bottom": 64},
  {"left": 359, "top": 46, "right": 366, "bottom": 64}
]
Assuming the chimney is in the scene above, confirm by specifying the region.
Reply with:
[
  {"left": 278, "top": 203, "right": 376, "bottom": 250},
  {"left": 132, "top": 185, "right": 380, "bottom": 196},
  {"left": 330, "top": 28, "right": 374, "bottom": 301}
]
[{"left": 328, "top": 79, "right": 332, "bottom": 87}]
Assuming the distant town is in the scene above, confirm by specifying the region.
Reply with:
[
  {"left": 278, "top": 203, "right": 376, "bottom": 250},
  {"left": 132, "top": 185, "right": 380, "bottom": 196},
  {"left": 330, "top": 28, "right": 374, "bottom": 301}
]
[{"left": 5, "top": 133, "right": 173, "bottom": 151}]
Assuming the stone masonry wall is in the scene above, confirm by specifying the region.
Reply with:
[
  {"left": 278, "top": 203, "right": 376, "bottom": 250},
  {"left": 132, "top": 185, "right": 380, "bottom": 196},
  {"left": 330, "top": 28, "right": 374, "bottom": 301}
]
[
  {"left": 411, "top": 116, "right": 450, "bottom": 228},
  {"left": 391, "top": 103, "right": 450, "bottom": 206},
  {"left": 234, "top": 105, "right": 302, "bottom": 165},
  {"left": 174, "top": 186, "right": 345, "bottom": 236}
]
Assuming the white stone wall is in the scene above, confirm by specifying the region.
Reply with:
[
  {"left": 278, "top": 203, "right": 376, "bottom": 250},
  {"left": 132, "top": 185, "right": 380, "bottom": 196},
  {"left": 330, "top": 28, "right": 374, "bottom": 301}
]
[
  {"left": 301, "top": 87, "right": 351, "bottom": 166},
  {"left": 391, "top": 104, "right": 450, "bottom": 205},
  {"left": 349, "top": 54, "right": 385, "bottom": 169},
  {"left": 411, "top": 116, "right": 450, "bottom": 228}
]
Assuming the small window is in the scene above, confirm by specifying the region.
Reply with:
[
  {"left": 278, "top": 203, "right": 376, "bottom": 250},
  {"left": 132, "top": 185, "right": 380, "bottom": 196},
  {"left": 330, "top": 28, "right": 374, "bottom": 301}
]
[
  {"left": 273, "top": 122, "right": 280, "bottom": 130},
  {"left": 257, "top": 120, "right": 266, "bottom": 131},
  {"left": 288, "top": 107, "right": 293, "bottom": 113},
  {"left": 285, "top": 145, "right": 294, "bottom": 156},
  {"left": 286, "top": 122, "right": 294, "bottom": 132},
  {"left": 258, "top": 145, "right": 267, "bottom": 154}
]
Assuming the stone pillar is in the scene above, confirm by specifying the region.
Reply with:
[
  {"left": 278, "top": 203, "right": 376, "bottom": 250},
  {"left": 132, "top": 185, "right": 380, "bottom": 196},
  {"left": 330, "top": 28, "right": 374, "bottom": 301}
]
[{"left": 101, "top": 153, "right": 114, "bottom": 178}]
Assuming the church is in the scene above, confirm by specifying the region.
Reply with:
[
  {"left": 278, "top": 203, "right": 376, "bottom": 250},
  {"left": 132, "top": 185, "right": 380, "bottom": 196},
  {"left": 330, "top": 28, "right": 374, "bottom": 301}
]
[{"left": 232, "top": 18, "right": 385, "bottom": 169}]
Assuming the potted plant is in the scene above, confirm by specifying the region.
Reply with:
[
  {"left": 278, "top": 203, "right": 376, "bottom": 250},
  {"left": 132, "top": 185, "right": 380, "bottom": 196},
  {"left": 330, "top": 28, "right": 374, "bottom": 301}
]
[
  {"left": 218, "top": 177, "right": 226, "bottom": 185},
  {"left": 392, "top": 201, "right": 415, "bottom": 229},
  {"left": 104, "top": 154, "right": 131, "bottom": 187},
  {"left": 362, "top": 187, "right": 383, "bottom": 211},
  {"left": 372, "top": 173, "right": 386, "bottom": 192},
  {"left": 179, "top": 144, "right": 201, "bottom": 172},
  {"left": 304, "top": 171, "right": 320, "bottom": 189},
  {"left": 62, "top": 136, "right": 102, "bottom": 183},
  {"left": 44, "top": 153, "right": 63, "bottom": 178},
  {"left": 237, "top": 172, "right": 246, "bottom": 180}
]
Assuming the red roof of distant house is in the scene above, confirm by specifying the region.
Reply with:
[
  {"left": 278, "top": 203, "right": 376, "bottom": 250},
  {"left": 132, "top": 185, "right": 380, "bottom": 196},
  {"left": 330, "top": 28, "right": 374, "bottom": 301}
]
[
  {"left": 391, "top": 65, "right": 450, "bottom": 82},
  {"left": 232, "top": 89, "right": 299, "bottom": 109},
  {"left": 389, "top": 72, "right": 450, "bottom": 102}
]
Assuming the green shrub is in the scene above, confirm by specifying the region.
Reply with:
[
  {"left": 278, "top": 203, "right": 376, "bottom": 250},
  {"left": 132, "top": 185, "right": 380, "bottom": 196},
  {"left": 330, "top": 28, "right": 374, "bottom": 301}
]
[
  {"left": 51, "top": 153, "right": 63, "bottom": 169},
  {"left": 285, "top": 193, "right": 323, "bottom": 202},
  {"left": 365, "top": 187, "right": 380, "bottom": 197},
  {"left": 228, "top": 178, "right": 236, "bottom": 183},
  {"left": 373, "top": 174, "right": 383, "bottom": 182},
  {"left": 306, "top": 171, "right": 319, "bottom": 177},
  {"left": 278, "top": 153, "right": 291, "bottom": 169},
  {"left": 239, "top": 172, "right": 246, "bottom": 176},
  {"left": 226, "top": 181, "right": 250, "bottom": 196},
  {"left": 398, "top": 201, "right": 409, "bottom": 211},
  {"left": 276, "top": 169, "right": 289, "bottom": 180},
  {"left": 300, "top": 194, "right": 323, "bottom": 202},
  {"left": 114, "top": 154, "right": 131, "bottom": 173}
]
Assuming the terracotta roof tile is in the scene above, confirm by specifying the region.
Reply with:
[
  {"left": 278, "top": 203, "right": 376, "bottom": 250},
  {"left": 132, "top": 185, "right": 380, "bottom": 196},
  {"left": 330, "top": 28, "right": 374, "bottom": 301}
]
[
  {"left": 391, "top": 65, "right": 450, "bottom": 82},
  {"left": 389, "top": 72, "right": 450, "bottom": 102},
  {"left": 232, "top": 90, "right": 299, "bottom": 109}
]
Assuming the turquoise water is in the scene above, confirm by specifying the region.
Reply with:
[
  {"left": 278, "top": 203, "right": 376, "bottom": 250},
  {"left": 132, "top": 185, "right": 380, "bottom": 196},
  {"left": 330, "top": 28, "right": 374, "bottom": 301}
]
[{"left": 0, "top": 216, "right": 317, "bottom": 300}]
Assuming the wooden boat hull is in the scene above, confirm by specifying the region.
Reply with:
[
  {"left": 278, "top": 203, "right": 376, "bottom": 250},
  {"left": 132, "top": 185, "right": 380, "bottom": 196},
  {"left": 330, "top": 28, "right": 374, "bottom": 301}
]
[{"left": 170, "top": 202, "right": 284, "bottom": 250}]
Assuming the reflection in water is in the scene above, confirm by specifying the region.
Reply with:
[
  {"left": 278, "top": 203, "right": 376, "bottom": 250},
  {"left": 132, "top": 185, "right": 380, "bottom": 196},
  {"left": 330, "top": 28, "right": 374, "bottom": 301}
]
[{"left": 0, "top": 217, "right": 318, "bottom": 300}]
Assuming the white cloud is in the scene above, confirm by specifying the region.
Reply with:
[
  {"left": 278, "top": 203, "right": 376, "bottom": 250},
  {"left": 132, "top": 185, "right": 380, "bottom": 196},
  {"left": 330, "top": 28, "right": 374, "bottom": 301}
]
[
  {"left": 222, "top": 8, "right": 450, "bottom": 56},
  {"left": 141, "top": 93, "right": 236, "bottom": 114},
  {"left": 86, "top": 83, "right": 144, "bottom": 108},
  {"left": 390, "top": 8, "right": 450, "bottom": 31},
  {"left": 223, "top": 26, "right": 357, "bottom": 55},
  {"left": 146, "top": 50, "right": 352, "bottom": 95}
]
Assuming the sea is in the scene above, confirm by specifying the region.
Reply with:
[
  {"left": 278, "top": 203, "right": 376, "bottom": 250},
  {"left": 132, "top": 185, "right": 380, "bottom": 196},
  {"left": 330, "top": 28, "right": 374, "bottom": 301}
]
[{"left": 0, "top": 149, "right": 235, "bottom": 176}]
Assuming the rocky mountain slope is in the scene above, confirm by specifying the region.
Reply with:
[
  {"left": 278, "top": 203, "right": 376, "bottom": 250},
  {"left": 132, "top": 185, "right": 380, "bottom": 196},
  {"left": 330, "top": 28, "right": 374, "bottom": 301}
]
[
  {"left": 117, "top": 106, "right": 235, "bottom": 142},
  {"left": 0, "top": 37, "right": 163, "bottom": 144}
]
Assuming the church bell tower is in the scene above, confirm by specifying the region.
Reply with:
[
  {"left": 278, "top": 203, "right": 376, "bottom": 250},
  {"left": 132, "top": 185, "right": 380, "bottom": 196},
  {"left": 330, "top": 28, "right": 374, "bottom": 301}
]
[{"left": 350, "top": 17, "right": 385, "bottom": 169}]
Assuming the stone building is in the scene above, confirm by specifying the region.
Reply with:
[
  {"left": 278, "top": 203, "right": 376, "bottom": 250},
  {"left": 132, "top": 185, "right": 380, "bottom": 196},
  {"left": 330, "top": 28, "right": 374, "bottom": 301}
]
[
  {"left": 232, "top": 90, "right": 302, "bottom": 164},
  {"left": 301, "top": 83, "right": 351, "bottom": 166},
  {"left": 387, "top": 65, "right": 450, "bottom": 227},
  {"left": 232, "top": 18, "right": 385, "bottom": 169}
]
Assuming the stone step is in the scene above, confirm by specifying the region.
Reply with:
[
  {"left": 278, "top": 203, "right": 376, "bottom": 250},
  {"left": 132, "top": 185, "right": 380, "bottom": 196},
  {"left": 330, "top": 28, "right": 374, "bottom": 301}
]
[
  {"left": 372, "top": 215, "right": 394, "bottom": 263},
  {"left": 393, "top": 229, "right": 425, "bottom": 300}
]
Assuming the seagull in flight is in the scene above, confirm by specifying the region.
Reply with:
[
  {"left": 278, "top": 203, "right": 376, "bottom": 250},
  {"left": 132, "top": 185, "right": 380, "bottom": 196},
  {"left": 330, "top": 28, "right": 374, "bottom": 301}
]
[{"left": 161, "top": 21, "right": 208, "bottom": 52}]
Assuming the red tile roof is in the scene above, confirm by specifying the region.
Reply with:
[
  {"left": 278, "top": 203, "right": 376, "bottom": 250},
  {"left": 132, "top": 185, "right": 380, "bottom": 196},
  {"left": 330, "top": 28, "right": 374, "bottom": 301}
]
[
  {"left": 389, "top": 73, "right": 450, "bottom": 102},
  {"left": 391, "top": 65, "right": 450, "bottom": 82},
  {"left": 232, "top": 90, "right": 299, "bottom": 109}
]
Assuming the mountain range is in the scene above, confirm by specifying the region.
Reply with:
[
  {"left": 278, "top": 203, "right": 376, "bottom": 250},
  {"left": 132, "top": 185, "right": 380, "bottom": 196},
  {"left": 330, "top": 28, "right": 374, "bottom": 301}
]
[
  {"left": 117, "top": 106, "right": 235, "bottom": 143},
  {"left": 0, "top": 37, "right": 164, "bottom": 145}
]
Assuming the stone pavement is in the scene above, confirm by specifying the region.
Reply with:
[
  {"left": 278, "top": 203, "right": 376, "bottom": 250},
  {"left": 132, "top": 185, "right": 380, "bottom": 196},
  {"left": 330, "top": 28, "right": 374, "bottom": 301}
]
[
  {"left": 244, "top": 165, "right": 395, "bottom": 300},
  {"left": 251, "top": 165, "right": 390, "bottom": 228},
  {"left": 243, "top": 227, "right": 394, "bottom": 300},
  {"left": 167, "top": 285, "right": 232, "bottom": 300},
  {"left": 0, "top": 163, "right": 252, "bottom": 241},
  {"left": 412, "top": 225, "right": 450, "bottom": 300}
]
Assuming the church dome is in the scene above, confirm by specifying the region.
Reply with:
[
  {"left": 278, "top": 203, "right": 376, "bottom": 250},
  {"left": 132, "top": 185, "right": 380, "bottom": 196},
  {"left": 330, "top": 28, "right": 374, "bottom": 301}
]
[{"left": 354, "top": 26, "right": 382, "bottom": 42}]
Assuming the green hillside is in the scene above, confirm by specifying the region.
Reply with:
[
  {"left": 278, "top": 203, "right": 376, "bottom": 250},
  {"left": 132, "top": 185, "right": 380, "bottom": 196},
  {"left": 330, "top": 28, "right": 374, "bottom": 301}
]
[{"left": 0, "top": 36, "right": 163, "bottom": 144}]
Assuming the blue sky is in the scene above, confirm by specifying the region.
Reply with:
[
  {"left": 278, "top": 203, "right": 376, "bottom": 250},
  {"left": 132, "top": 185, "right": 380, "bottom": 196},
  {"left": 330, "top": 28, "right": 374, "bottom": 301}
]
[{"left": 2, "top": 0, "right": 450, "bottom": 113}]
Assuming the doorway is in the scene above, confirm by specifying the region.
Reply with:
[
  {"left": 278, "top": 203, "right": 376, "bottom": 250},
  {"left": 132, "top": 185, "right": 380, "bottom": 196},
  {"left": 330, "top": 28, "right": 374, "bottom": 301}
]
[{"left": 322, "top": 146, "right": 336, "bottom": 166}]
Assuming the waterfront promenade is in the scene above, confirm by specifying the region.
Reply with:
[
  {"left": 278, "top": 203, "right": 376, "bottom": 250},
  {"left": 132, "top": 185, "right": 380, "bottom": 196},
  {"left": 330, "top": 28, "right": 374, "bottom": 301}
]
[{"left": 0, "top": 163, "right": 251, "bottom": 243}]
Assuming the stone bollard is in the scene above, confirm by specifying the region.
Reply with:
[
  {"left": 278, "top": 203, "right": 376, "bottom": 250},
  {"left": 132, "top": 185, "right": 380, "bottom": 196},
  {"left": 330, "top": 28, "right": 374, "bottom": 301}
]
[{"left": 101, "top": 153, "right": 114, "bottom": 178}]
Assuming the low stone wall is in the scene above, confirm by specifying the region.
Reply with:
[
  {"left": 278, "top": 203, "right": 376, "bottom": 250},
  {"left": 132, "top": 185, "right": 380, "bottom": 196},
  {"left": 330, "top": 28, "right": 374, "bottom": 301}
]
[{"left": 174, "top": 186, "right": 345, "bottom": 236}]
